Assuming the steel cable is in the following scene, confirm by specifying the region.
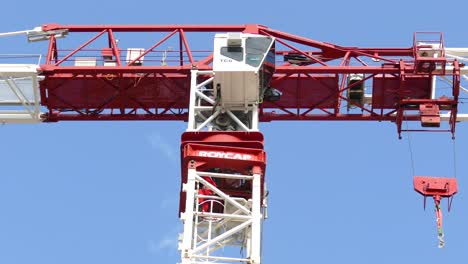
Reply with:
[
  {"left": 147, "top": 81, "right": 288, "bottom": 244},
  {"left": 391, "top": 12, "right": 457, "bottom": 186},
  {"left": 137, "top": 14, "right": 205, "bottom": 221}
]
[{"left": 405, "top": 119, "right": 416, "bottom": 177}]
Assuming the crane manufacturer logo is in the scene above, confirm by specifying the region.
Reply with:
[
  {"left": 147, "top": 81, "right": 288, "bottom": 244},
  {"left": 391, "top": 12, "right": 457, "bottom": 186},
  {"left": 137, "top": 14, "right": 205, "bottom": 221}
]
[{"left": 198, "top": 151, "right": 253, "bottom": 160}]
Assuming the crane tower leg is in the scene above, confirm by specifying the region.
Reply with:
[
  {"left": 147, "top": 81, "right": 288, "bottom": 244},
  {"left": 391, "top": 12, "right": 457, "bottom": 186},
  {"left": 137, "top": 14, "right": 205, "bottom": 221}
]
[{"left": 178, "top": 70, "right": 266, "bottom": 264}]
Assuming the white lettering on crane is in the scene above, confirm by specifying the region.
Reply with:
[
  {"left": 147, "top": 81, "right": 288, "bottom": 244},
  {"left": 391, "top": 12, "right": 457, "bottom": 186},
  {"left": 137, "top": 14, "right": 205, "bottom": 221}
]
[{"left": 198, "top": 151, "right": 253, "bottom": 160}]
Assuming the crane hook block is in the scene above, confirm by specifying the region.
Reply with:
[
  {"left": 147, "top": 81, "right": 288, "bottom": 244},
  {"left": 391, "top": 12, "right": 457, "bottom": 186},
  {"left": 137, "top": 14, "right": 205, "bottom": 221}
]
[
  {"left": 414, "top": 176, "right": 458, "bottom": 198},
  {"left": 413, "top": 176, "right": 458, "bottom": 248}
]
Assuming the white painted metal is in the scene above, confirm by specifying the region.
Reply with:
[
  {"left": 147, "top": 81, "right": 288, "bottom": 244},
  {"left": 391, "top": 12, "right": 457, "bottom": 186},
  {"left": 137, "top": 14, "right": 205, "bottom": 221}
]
[
  {"left": 0, "top": 28, "right": 43, "bottom": 37},
  {"left": 388, "top": 112, "right": 468, "bottom": 122},
  {"left": 182, "top": 56, "right": 264, "bottom": 262},
  {"left": 250, "top": 173, "right": 261, "bottom": 264},
  {"left": 187, "top": 70, "right": 199, "bottom": 130},
  {"left": 416, "top": 42, "right": 443, "bottom": 58},
  {"left": 225, "top": 110, "right": 250, "bottom": 131},
  {"left": 178, "top": 169, "right": 264, "bottom": 264},
  {"left": 431, "top": 76, "right": 437, "bottom": 99},
  {"left": 213, "top": 33, "right": 274, "bottom": 108},
  {"left": 180, "top": 168, "right": 197, "bottom": 264},
  {"left": 0, "top": 64, "right": 43, "bottom": 123},
  {"left": 436, "top": 65, "right": 468, "bottom": 75},
  {"left": 126, "top": 48, "right": 145, "bottom": 65},
  {"left": 446, "top": 48, "right": 468, "bottom": 58},
  {"left": 197, "top": 171, "right": 254, "bottom": 180},
  {"left": 194, "top": 109, "right": 221, "bottom": 132},
  {"left": 0, "top": 54, "right": 43, "bottom": 65},
  {"left": 187, "top": 69, "right": 259, "bottom": 132},
  {"left": 0, "top": 27, "right": 68, "bottom": 42},
  {"left": 441, "top": 113, "right": 468, "bottom": 122},
  {"left": 74, "top": 57, "right": 97, "bottom": 66}
]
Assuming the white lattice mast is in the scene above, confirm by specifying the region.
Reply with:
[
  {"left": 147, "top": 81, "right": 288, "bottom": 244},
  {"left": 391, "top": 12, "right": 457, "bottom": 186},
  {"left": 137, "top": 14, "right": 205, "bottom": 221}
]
[
  {"left": 178, "top": 69, "right": 266, "bottom": 264},
  {"left": 179, "top": 161, "right": 264, "bottom": 264},
  {"left": 178, "top": 33, "right": 275, "bottom": 264}
]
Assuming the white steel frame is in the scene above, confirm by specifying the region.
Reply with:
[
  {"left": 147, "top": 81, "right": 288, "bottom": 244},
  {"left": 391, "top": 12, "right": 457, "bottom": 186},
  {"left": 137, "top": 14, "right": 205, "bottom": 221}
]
[
  {"left": 179, "top": 69, "right": 264, "bottom": 263},
  {"left": 187, "top": 70, "right": 259, "bottom": 132},
  {"left": 179, "top": 169, "right": 263, "bottom": 264},
  {"left": 0, "top": 64, "right": 43, "bottom": 123}
]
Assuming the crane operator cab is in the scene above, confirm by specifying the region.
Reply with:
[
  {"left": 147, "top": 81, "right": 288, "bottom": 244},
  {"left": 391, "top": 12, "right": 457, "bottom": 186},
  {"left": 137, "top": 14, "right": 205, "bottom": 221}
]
[{"left": 212, "top": 33, "right": 278, "bottom": 111}]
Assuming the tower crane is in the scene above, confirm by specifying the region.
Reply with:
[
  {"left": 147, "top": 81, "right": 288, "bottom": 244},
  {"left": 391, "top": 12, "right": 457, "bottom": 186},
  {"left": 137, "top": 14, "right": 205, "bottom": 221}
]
[{"left": 1, "top": 24, "right": 467, "bottom": 263}]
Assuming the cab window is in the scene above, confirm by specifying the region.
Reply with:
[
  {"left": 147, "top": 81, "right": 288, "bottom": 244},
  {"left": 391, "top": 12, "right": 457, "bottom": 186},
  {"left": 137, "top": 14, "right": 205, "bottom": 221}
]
[
  {"left": 246, "top": 37, "right": 273, "bottom": 67},
  {"left": 220, "top": 46, "right": 243, "bottom": 61}
]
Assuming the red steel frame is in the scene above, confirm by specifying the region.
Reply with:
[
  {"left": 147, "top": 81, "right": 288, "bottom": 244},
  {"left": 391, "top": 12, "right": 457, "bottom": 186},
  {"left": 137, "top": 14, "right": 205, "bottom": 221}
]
[
  {"left": 37, "top": 24, "right": 461, "bottom": 136},
  {"left": 179, "top": 131, "right": 266, "bottom": 214}
]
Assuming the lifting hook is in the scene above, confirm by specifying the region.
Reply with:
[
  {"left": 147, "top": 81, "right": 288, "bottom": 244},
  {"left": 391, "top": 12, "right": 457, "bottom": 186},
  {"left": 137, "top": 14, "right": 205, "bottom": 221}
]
[{"left": 413, "top": 176, "right": 458, "bottom": 248}]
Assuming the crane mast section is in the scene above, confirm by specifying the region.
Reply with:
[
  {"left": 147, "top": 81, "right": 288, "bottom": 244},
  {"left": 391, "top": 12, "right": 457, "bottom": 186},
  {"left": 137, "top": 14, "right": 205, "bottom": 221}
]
[{"left": 0, "top": 24, "right": 463, "bottom": 257}]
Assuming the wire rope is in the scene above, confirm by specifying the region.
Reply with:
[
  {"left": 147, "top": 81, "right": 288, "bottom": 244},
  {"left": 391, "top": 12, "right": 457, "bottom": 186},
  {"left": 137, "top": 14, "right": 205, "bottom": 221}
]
[
  {"left": 405, "top": 119, "right": 416, "bottom": 176},
  {"left": 452, "top": 138, "right": 457, "bottom": 178}
]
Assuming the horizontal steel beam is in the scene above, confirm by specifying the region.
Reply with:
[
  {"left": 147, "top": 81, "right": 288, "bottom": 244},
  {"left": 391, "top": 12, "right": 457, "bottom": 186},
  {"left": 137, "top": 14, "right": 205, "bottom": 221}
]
[
  {"left": 41, "top": 24, "right": 256, "bottom": 32},
  {"left": 0, "top": 113, "right": 43, "bottom": 123},
  {"left": 39, "top": 65, "right": 209, "bottom": 73}
]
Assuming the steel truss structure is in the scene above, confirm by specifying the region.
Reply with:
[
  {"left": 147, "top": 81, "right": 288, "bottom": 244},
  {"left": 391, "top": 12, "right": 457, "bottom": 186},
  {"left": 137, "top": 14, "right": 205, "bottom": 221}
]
[
  {"left": 179, "top": 131, "right": 266, "bottom": 264},
  {"left": 179, "top": 48, "right": 267, "bottom": 261},
  {"left": 1, "top": 24, "right": 468, "bottom": 261},
  {"left": 0, "top": 64, "right": 42, "bottom": 123},
  {"left": 187, "top": 70, "right": 259, "bottom": 132},
  {"left": 0, "top": 24, "right": 459, "bottom": 136}
]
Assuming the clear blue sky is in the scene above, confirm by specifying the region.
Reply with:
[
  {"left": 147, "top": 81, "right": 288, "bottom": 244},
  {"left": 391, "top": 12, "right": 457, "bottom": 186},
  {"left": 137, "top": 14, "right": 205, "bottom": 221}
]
[{"left": 0, "top": 0, "right": 467, "bottom": 263}]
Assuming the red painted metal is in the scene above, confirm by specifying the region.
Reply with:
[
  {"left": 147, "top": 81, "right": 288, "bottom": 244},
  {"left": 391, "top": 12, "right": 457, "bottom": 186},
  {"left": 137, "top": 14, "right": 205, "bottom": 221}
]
[
  {"left": 179, "top": 131, "right": 266, "bottom": 214},
  {"left": 41, "top": 24, "right": 254, "bottom": 32},
  {"left": 31, "top": 24, "right": 463, "bottom": 248},
  {"left": 413, "top": 32, "right": 446, "bottom": 74},
  {"left": 413, "top": 176, "right": 458, "bottom": 247},
  {"left": 54, "top": 30, "right": 106, "bottom": 66},
  {"left": 181, "top": 132, "right": 264, "bottom": 149},
  {"left": 107, "top": 29, "right": 121, "bottom": 66},
  {"left": 372, "top": 74, "right": 432, "bottom": 109},
  {"left": 36, "top": 24, "right": 461, "bottom": 136},
  {"left": 420, "top": 104, "right": 441, "bottom": 127},
  {"left": 414, "top": 176, "right": 458, "bottom": 198}
]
